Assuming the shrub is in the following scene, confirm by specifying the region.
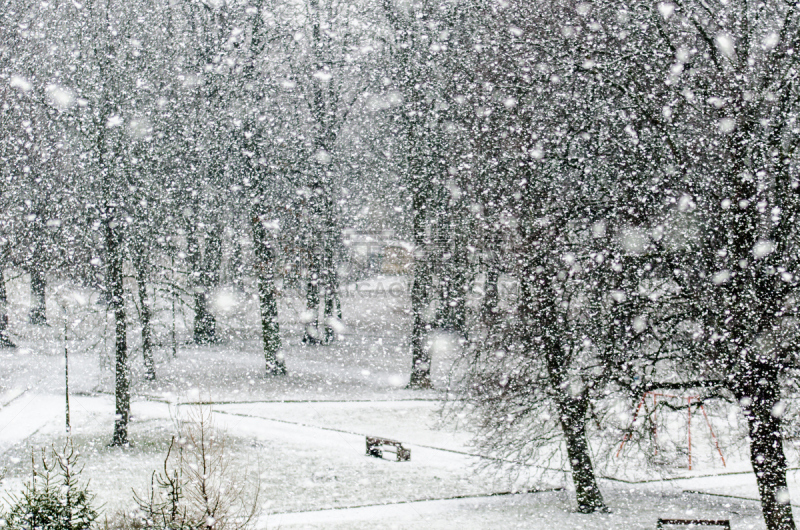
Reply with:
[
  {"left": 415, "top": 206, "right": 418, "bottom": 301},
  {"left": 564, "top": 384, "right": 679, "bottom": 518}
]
[
  {"left": 132, "top": 408, "right": 259, "bottom": 530},
  {"left": 3, "top": 442, "right": 99, "bottom": 530}
]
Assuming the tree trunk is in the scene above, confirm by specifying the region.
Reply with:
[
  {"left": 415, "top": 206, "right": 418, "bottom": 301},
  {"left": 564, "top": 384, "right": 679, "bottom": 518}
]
[
  {"left": 739, "top": 379, "right": 796, "bottom": 530},
  {"left": 303, "top": 259, "right": 321, "bottom": 344},
  {"left": 135, "top": 257, "right": 156, "bottom": 381},
  {"left": 322, "top": 242, "right": 340, "bottom": 343},
  {"left": 323, "top": 287, "right": 335, "bottom": 342},
  {"left": 523, "top": 264, "right": 608, "bottom": 514},
  {"left": 560, "top": 398, "right": 608, "bottom": 514},
  {"left": 204, "top": 223, "right": 222, "bottom": 287},
  {"left": 193, "top": 221, "right": 219, "bottom": 341},
  {"left": 107, "top": 220, "right": 129, "bottom": 446},
  {"left": 187, "top": 226, "right": 219, "bottom": 345},
  {"left": 409, "top": 191, "right": 432, "bottom": 389},
  {"left": 0, "top": 268, "right": 15, "bottom": 347},
  {"left": 193, "top": 292, "right": 216, "bottom": 344},
  {"left": 229, "top": 230, "right": 244, "bottom": 290},
  {"left": 409, "top": 268, "right": 432, "bottom": 388},
  {"left": 481, "top": 266, "right": 499, "bottom": 323},
  {"left": 29, "top": 266, "right": 46, "bottom": 325},
  {"left": 258, "top": 272, "right": 283, "bottom": 375},
  {"left": 438, "top": 224, "right": 468, "bottom": 334},
  {"left": 252, "top": 215, "right": 285, "bottom": 376}
]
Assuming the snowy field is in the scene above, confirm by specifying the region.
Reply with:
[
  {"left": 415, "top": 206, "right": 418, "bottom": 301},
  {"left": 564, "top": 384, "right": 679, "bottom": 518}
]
[{"left": 0, "top": 273, "right": 797, "bottom": 529}]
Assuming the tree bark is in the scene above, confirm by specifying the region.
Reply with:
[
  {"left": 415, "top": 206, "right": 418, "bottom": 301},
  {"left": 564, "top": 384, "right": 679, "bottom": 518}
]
[
  {"left": 29, "top": 265, "right": 46, "bottom": 325},
  {"left": 252, "top": 215, "right": 285, "bottom": 376},
  {"left": 409, "top": 191, "right": 432, "bottom": 389},
  {"left": 134, "top": 256, "right": 156, "bottom": 381},
  {"left": 323, "top": 288, "right": 335, "bottom": 342},
  {"left": 559, "top": 397, "right": 608, "bottom": 514},
  {"left": 107, "top": 220, "right": 129, "bottom": 446},
  {"left": 437, "top": 224, "right": 468, "bottom": 334},
  {"left": 321, "top": 241, "right": 340, "bottom": 343},
  {"left": 737, "top": 377, "right": 796, "bottom": 530},
  {"left": 522, "top": 263, "right": 608, "bottom": 514},
  {"left": 409, "top": 268, "right": 432, "bottom": 388},
  {"left": 192, "top": 292, "right": 216, "bottom": 344},
  {"left": 0, "top": 268, "right": 15, "bottom": 347},
  {"left": 188, "top": 226, "right": 219, "bottom": 345},
  {"left": 303, "top": 259, "right": 321, "bottom": 344},
  {"left": 229, "top": 230, "right": 244, "bottom": 290},
  {"left": 258, "top": 273, "right": 283, "bottom": 375}
]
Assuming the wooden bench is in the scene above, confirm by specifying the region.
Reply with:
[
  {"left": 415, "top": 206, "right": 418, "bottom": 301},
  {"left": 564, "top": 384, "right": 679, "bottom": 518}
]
[
  {"left": 657, "top": 519, "right": 730, "bottom": 529},
  {"left": 366, "top": 436, "right": 410, "bottom": 462}
]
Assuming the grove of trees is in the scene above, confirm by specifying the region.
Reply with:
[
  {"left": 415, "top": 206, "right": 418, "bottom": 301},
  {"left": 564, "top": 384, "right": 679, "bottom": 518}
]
[{"left": 1, "top": 0, "right": 798, "bottom": 528}]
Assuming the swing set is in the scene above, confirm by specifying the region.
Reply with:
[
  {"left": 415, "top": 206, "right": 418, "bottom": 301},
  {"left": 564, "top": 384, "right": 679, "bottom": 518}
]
[{"left": 616, "top": 391, "right": 726, "bottom": 470}]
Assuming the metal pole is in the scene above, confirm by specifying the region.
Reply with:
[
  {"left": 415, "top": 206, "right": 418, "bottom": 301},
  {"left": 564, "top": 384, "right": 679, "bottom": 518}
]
[
  {"left": 617, "top": 393, "right": 647, "bottom": 458},
  {"left": 700, "top": 404, "right": 727, "bottom": 467}
]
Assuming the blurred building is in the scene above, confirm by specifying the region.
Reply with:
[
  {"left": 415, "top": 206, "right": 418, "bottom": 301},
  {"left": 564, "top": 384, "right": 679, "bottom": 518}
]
[{"left": 342, "top": 229, "right": 414, "bottom": 280}]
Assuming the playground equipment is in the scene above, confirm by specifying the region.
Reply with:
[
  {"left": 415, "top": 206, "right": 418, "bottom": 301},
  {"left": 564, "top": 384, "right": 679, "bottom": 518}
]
[{"left": 617, "top": 391, "right": 726, "bottom": 470}]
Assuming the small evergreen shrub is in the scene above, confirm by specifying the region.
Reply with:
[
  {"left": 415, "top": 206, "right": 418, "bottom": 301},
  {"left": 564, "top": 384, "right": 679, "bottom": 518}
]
[{"left": 3, "top": 442, "right": 99, "bottom": 530}]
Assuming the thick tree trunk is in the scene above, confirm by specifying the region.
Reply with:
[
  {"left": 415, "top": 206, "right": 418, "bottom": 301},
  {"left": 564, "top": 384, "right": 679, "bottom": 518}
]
[
  {"left": 193, "top": 292, "right": 216, "bottom": 344},
  {"left": 258, "top": 271, "right": 284, "bottom": 375},
  {"left": 409, "top": 191, "right": 431, "bottom": 389},
  {"left": 135, "top": 258, "right": 156, "bottom": 381},
  {"left": 738, "top": 380, "right": 796, "bottom": 530},
  {"left": 0, "top": 268, "right": 15, "bottom": 347},
  {"left": 409, "top": 268, "right": 432, "bottom": 388},
  {"left": 29, "top": 266, "right": 46, "bottom": 325},
  {"left": 321, "top": 242, "right": 340, "bottom": 343},
  {"left": 560, "top": 398, "right": 608, "bottom": 514},
  {"left": 107, "top": 220, "right": 129, "bottom": 446},
  {"left": 438, "top": 231, "right": 468, "bottom": 334},
  {"left": 187, "top": 227, "right": 219, "bottom": 345},
  {"left": 252, "top": 215, "right": 285, "bottom": 376},
  {"left": 306, "top": 0, "right": 344, "bottom": 346}
]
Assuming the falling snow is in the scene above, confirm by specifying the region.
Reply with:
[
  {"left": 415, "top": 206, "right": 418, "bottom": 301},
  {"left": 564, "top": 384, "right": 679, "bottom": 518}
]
[{"left": 0, "top": 0, "right": 799, "bottom": 529}]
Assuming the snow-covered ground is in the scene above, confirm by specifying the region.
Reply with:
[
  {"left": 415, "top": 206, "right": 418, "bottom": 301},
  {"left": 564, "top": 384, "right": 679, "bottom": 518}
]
[{"left": 0, "top": 273, "right": 796, "bottom": 528}]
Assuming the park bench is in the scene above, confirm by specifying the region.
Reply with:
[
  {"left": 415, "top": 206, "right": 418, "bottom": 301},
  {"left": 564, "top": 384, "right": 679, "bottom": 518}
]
[
  {"left": 366, "top": 436, "right": 410, "bottom": 462},
  {"left": 657, "top": 519, "right": 731, "bottom": 529}
]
